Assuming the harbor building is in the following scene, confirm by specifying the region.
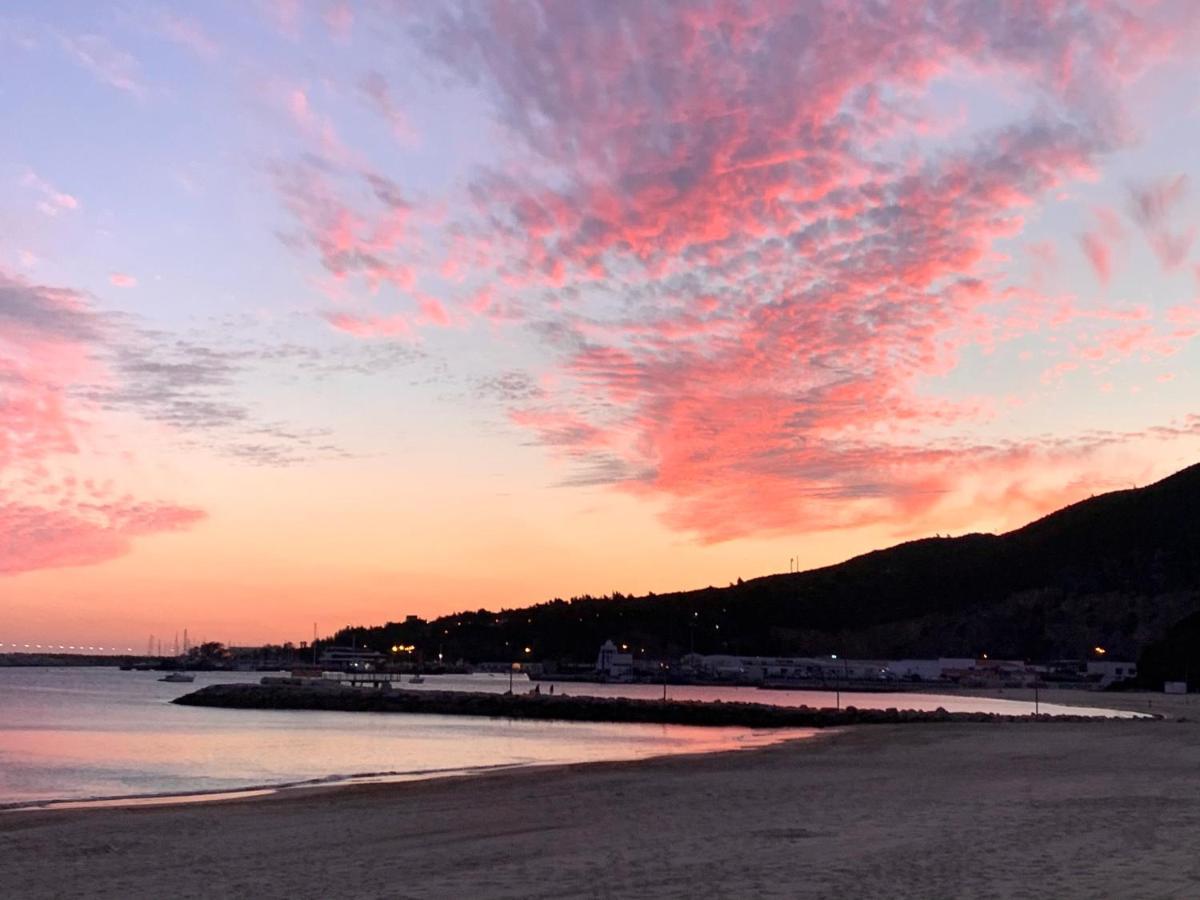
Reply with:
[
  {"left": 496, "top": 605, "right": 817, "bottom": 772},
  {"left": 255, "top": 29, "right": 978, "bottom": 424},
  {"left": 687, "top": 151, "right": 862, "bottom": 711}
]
[
  {"left": 596, "top": 640, "right": 634, "bottom": 680},
  {"left": 318, "top": 646, "right": 385, "bottom": 671}
]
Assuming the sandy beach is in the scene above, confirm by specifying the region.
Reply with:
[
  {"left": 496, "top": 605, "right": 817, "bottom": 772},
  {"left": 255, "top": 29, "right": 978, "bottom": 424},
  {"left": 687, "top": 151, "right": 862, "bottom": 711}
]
[{"left": 4, "top": 692, "right": 1200, "bottom": 899}]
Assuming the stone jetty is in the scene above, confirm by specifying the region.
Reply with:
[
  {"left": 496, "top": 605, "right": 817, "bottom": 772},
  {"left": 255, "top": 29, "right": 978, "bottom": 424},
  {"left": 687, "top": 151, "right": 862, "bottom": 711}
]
[{"left": 173, "top": 682, "right": 1133, "bottom": 728}]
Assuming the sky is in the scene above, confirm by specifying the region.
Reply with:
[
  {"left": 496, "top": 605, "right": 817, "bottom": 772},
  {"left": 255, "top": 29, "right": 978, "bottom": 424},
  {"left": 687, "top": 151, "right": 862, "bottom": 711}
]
[{"left": 2, "top": 1, "right": 1200, "bottom": 650}]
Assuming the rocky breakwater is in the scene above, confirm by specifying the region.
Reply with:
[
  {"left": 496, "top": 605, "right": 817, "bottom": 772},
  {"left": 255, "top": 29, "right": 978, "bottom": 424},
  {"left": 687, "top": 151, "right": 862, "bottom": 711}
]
[{"left": 173, "top": 683, "right": 1138, "bottom": 728}]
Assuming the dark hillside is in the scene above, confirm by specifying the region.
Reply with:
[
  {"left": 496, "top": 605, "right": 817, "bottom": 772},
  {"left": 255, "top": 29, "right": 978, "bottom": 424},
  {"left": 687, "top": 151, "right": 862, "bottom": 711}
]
[
  {"left": 1002, "top": 462, "right": 1200, "bottom": 594},
  {"left": 331, "top": 462, "right": 1200, "bottom": 668}
]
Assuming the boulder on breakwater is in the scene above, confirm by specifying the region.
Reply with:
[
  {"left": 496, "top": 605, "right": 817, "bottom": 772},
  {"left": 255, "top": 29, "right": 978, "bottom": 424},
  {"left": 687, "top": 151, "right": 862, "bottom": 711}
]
[{"left": 173, "top": 683, "right": 1125, "bottom": 728}]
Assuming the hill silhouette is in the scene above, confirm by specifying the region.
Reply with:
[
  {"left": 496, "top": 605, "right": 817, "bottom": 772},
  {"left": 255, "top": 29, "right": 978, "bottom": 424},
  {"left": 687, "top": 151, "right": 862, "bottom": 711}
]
[{"left": 332, "top": 462, "right": 1200, "bottom": 682}]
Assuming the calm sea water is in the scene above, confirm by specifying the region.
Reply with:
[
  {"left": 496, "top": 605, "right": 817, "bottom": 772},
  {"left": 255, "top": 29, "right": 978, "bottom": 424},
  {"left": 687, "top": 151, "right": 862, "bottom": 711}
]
[{"left": 0, "top": 668, "right": 1133, "bottom": 808}]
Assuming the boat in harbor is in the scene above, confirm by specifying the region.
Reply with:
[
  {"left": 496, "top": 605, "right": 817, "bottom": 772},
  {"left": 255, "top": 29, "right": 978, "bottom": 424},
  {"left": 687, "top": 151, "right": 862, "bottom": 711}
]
[{"left": 159, "top": 672, "right": 195, "bottom": 683}]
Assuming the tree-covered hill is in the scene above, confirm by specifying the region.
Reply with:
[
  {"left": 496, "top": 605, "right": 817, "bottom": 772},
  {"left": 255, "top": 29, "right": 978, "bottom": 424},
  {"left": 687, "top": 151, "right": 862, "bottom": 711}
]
[{"left": 327, "top": 462, "right": 1200, "bottom": 678}]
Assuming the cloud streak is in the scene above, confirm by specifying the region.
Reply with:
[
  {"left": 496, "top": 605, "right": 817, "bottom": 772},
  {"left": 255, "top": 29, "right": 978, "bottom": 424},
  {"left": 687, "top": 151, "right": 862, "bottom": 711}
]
[
  {"left": 0, "top": 498, "right": 205, "bottom": 576},
  {"left": 0, "top": 270, "right": 203, "bottom": 572},
  {"left": 59, "top": 32, "right": 145, "bottom": 96}
]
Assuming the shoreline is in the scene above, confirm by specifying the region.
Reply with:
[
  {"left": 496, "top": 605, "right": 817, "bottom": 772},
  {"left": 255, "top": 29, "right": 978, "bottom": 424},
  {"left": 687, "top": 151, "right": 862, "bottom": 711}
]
[
  {"left": 955, "top": 685, "right": 1198, "bottom": 720},
  {"left": 1, "top": 726, "right": 824, "bottom": 814},
  {"left": 0, "top": 762, "right": 530, "bottom": 814},
  {"left": 12, "top": 688, "right": 1174, "bottom": 813},
  {"left": 5, "top": 717, "right": 1200, "bottom": 897}
]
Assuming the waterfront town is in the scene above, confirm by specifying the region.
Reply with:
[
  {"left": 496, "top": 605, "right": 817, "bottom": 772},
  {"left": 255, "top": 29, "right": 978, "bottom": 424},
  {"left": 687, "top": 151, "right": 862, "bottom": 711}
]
[
  {"left": 0, "top": 632, "right": 1147, "bottom": 694},
  {"left": 1, "top": 634, "right": 1145, "bottom": 693},
  {"left": 595, "top": 641, "right": 1140, "bottom": 690},
  {"left": 290, "top": 639, "right": 1142, "bottom": 693}
]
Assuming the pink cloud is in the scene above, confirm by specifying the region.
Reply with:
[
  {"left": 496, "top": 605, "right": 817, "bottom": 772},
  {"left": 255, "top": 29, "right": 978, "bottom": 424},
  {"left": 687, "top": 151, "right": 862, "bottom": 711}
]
[
  {"left": 1128, "top": 174, "right": 1195, "bottom": 270},
  {"left": 0, "top": 499, "right": 205, "bottom": 576},
  {"left": 275, "top": 83, "right": 355, "bottom": 164},
  {"left": 508, "top": 407, "right": 610, "bottom": 453},
  {"left": 0, "top": 269, "right": 207, "bottom": 574},
  {"left": 416, "top": 294, "right": 452, "bottom": 327},
  {"left": 21, "top": 169, "right": 79, "bottom": 216},
  {"left": 1077, "top": 206, "right": 1124, "bottom": 284},
  {"left": 273, "top": 160, "right": 415, "bottom": 292},
  {"left": 59, "top": 33, "right": 144, "bottom": 97},
  {"left": 444, "top": 2, "right": 1198, "bottom": 539},
  {"left": 1079, "top": 232, "right": 1112, "bottom": 283},
  {"left": 284, "top": 2, "right": 1200, "bottom": 541},
  {"left": 109, "top": 272, "right": 137, "bottom": 288},
  {"left": 322, "top": 310, "right": 413, "bottom": 338},
  {"left": 358, "top": 71, "right": 417, "bottom": 146}
]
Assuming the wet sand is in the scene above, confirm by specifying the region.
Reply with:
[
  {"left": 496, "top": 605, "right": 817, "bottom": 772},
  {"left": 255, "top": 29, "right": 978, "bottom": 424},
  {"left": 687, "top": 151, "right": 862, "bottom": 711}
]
[
  {"left": 961, "top": 686, "right": 1200, "bottom": 721},
  {"left": 4, "top": 714, "right": 1200, "bottom": 898}
]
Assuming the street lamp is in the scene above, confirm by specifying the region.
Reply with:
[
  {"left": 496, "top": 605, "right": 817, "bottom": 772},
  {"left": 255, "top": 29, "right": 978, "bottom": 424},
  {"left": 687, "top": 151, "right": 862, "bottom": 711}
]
[{"left": 831, "top": 654, "right": 848, "bottom": 710}]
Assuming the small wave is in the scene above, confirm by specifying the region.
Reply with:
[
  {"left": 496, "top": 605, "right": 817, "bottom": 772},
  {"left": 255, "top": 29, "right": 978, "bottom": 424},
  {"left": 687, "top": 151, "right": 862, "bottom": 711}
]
[{"left": 0, "top": 762, "right": 537, "bottom": 812}]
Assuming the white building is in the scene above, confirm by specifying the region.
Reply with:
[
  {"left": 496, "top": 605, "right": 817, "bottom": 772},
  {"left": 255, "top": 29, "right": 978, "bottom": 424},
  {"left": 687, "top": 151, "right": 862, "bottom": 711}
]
[
  {"left": 596, "top": 640, "right": 633, "bottom": 680},
  {"left": 1086, "top": 659, "right": 1137, "bottom": 687}
]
